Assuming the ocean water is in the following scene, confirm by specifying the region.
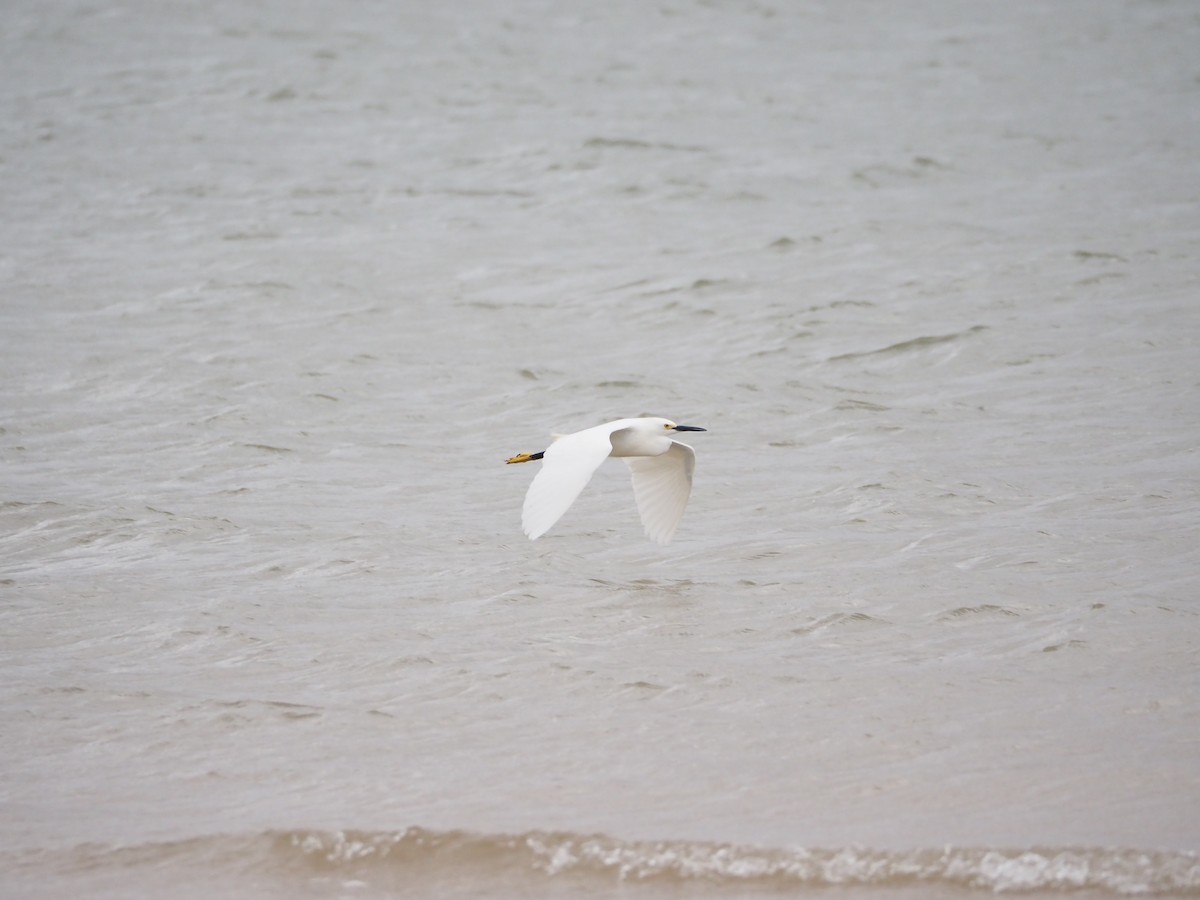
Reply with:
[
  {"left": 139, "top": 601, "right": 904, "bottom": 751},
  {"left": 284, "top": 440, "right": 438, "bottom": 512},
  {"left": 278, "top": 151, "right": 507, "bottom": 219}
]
[{"left": 2, "top": 0, "right": 1198, "bottom": 897}]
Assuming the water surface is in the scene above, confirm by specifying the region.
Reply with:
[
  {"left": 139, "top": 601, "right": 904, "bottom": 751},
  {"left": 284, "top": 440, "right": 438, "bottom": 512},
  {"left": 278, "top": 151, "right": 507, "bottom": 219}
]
[{"left": 2, "top": 0, "right": 1198, "bottom": 896}]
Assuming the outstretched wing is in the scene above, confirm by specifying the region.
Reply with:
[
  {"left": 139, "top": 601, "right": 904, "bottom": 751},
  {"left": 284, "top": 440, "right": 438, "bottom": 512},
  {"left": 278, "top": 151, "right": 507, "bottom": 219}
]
[
  {"left": 624, "top": 440, "right": 696, "bottom": 544},
  {"left": 522, "top": 425, "right": 622, "bottom": 540}
]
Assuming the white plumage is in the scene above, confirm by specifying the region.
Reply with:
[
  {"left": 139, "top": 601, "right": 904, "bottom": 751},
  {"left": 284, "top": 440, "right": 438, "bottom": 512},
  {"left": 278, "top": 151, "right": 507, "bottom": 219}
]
[{"left": 507, "top": 416, "right": 706, "bottom": 544}]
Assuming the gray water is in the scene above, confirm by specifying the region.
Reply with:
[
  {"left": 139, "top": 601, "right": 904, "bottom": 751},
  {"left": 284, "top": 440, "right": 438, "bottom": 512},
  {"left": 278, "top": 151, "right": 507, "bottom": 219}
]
[{"left": 2, "top": 0, "right": 1199, "bottom": 896}]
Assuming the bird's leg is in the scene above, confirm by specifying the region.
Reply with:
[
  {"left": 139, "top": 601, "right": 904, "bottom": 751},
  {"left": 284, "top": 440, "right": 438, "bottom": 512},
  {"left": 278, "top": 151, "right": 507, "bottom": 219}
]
[{"left": 505, "top": 451, "right": 545, "bottom": 464}]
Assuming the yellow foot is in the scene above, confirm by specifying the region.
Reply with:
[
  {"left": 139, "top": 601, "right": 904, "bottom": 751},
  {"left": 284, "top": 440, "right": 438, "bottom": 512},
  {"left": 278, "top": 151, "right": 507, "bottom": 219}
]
[{"left": 506, "top": 451, "right": 543, "bottom": 464}]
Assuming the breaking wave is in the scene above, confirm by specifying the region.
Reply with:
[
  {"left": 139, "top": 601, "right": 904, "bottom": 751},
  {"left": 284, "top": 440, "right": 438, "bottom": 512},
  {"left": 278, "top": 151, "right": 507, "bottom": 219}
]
[{"left": 11, "top": 827, "right": 1199, "bottom": 898}]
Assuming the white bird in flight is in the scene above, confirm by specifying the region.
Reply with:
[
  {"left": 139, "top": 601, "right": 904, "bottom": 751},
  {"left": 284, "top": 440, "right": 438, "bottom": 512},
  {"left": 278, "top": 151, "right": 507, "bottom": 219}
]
[{"left": 506, "top": 416, "right": 706, "bottom": 544}]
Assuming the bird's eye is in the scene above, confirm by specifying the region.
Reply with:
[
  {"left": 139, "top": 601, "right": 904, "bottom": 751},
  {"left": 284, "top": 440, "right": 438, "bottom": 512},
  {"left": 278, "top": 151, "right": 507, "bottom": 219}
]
[{"left": 664, "top": 423, "right": 672, "bottom": 429}]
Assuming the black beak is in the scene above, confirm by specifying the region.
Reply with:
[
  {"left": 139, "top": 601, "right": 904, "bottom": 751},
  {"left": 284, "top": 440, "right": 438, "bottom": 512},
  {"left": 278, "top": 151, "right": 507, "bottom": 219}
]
[{"left": 673, "top": 425, "right": 706, "bottom": 432}]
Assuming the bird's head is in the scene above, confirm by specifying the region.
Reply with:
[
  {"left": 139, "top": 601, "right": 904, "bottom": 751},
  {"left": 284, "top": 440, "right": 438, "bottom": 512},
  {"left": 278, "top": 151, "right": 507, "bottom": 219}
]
[{"left": 643, "top": 416, "right": 706, "bottom": 433}]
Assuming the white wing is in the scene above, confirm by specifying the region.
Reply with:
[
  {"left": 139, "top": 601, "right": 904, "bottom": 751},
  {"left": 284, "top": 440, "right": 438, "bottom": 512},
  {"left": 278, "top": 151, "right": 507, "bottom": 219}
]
[
  {"left": 624, "top": 440, "right": 696, "bottom": 544},
  {"left": 521, "top": 425, "right": 621, "bottom": 540}
]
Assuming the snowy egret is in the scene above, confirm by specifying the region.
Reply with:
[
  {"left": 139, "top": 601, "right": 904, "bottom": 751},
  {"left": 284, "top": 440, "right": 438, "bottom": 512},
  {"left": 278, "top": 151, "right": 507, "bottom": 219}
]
[{"left": 506, "top": 416, "right": 706, "bottom": 544}]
